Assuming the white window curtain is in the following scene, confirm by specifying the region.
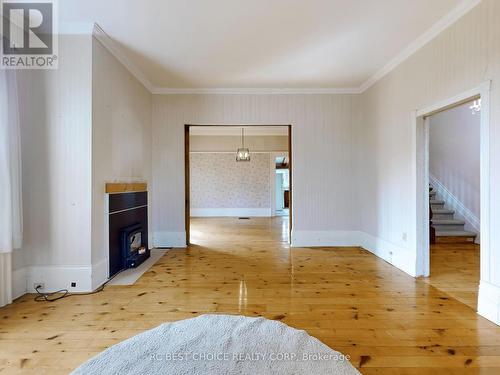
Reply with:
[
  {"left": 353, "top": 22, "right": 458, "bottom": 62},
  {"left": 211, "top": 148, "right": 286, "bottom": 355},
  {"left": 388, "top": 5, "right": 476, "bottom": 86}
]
[{"left": 0, "top": 70, "right": 22, "bottom": 307}]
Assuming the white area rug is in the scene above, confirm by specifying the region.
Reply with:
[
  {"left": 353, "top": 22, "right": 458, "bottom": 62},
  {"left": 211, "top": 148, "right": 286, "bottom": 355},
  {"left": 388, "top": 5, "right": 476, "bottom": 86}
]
[
  {"left": 72, "top": 314, "right": 360, "bottom": 374},
  {"left": 107, "top": 249, "right": 167, "bottom": 286}
]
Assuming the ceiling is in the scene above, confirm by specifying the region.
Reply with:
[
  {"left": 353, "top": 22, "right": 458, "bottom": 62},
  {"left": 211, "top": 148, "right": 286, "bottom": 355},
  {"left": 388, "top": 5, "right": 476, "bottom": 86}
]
[
  {"left": 59, "top": 0, "right": 474, "bottom": 91},
  {"left": 189, "top": 126, "right": 288, "bottom": 136}
]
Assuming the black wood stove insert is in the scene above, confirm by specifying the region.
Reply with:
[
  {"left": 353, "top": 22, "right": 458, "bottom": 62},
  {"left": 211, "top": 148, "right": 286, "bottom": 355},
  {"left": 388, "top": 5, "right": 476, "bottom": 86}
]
[{"left": 108, "top": 191, "right": 150, "bottom": 277}]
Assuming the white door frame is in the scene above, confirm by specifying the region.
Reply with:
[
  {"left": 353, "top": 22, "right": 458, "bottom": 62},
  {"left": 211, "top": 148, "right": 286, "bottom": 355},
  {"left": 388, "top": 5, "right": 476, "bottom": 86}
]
[{"left": 413, "top": 81, "right": 491, "bottom": 281}]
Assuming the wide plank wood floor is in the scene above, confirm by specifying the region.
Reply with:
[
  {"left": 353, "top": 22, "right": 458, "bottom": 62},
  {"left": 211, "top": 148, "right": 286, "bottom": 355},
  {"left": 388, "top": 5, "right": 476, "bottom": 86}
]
[{"left": 0, "top": 217, "right": 499, "bottom": 374}]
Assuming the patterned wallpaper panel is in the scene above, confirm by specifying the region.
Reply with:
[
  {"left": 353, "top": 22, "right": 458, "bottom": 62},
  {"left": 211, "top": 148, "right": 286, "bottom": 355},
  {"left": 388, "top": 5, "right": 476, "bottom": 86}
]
[{"left": 190, "top": 153, "right": 270, "bottom": 208}]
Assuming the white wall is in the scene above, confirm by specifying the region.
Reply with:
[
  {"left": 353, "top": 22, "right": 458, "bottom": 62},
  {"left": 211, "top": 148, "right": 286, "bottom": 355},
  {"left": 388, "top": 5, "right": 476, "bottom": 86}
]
[
  {"left": 429, "top": 101, "right": 480, "bottom": 232},
  {"left": 16, "top": 34, "right": 93, "bottom": 293},
  {"left": 190, "top": 153, "right": 271, "bottom": 216},
  {"left": 152, "top": 94, "right": 354, "bottom": 247},
  {"left": 12, "top": 33, "right": 153, "bottom": 295},
  {"left": 91, "top": 37, "right": 152, "bottom": 288},
  {"left": 355, "top": 0, "right": 500, "bottom": 323}
]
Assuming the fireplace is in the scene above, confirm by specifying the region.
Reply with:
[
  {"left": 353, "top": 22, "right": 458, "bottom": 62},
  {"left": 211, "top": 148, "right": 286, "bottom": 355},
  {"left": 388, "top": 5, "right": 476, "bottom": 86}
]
[
  {"left": 121, "top": 223, "right": 148, "bottom": 268},
  {"left": 107, "top": 189, "right": 150, "bottom": 277}
]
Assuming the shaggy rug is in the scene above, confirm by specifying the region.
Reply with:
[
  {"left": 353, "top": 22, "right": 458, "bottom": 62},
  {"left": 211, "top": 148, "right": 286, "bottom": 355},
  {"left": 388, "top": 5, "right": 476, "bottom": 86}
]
[{"left": 72, "top": 314, "right": 360, "bottom": 374}]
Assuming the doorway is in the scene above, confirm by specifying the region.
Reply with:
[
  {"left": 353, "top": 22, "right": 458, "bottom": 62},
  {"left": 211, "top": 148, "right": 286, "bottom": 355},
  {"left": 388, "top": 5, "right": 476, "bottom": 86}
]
[
  {"left": 424, "top": 100, "right": 481, "bottom": 309},
  {"left": 414, "top": 81, "right": 491, "bottom": 316},
  {"left": 274, "top": 156, "right": 290, "bottom": 217},
  {"left": 184, "top": 125, "right": 292, "bottom": 245}
]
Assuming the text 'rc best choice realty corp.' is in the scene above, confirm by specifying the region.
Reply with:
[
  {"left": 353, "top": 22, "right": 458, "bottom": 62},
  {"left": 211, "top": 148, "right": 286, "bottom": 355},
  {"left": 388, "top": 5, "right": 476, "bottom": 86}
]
[{"left": 149, "top": 352, "right": 351, "bottom": 362}]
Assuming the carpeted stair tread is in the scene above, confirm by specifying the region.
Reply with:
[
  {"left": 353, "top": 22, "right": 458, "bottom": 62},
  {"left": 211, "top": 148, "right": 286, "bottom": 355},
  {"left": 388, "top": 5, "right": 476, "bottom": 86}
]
[
  {"left": 432, "top": 208, "right": 455, "bottom": 215},
  {"left": 431, "top": 219, "right": 465, "bottom": 225},
  {"left": 435, "top": 230, "right": 476, "bottom": 237},
  {"left": 429, "top": 184, "right": 478, "bottom": 240},
  {"left": 430, "top": 199, "right": 445, "bottom": 205}
]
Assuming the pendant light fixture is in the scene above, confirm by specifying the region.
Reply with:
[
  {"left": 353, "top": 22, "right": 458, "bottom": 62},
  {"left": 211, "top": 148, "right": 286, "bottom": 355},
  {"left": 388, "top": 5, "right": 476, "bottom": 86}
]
[{"left": 236, "top": 128, "right": 250, "bottom": 162}]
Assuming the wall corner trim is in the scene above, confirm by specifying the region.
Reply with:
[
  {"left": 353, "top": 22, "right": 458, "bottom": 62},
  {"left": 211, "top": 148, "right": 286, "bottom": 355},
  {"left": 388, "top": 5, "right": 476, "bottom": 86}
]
[{"left": 92, "top": 23, "right": 154, "bottom": 92}]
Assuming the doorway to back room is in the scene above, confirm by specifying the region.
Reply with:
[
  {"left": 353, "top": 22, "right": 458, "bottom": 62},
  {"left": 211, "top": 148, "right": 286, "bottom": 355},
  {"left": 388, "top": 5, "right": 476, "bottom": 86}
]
[
  {"left": 424, "top": 100, "right": 480, "bottom": 310},
  {"left": 184, "top": 125, "right": 291, "bottom": 245}
]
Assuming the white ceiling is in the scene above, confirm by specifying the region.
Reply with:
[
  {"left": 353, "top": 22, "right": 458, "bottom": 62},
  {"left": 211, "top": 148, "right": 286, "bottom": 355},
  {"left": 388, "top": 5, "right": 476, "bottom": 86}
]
[
  {"left": 59, "top": 0, "right": 475, "bottom": 91},
  {"left": 189, "top": 126, "right": 288, "bottom": 136}
]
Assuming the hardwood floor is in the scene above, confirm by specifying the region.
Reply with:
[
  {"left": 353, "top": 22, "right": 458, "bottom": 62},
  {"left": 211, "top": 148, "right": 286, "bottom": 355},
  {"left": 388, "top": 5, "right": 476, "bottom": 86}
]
[
  {"left": 424, "top": 241, "right": 480, "bottom": 310},
  {"left": 1, "top": 217, "right": 499, "bottom": 374}
]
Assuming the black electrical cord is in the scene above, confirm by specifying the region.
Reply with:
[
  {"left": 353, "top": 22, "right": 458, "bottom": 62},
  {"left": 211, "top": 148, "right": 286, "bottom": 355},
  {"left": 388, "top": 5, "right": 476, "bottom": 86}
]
[
  {"left": 34, "top": 268, "right": 126, "bottom": 302},
  {"left": 34, "top": 287, "right": 69, "bottom": 302}
]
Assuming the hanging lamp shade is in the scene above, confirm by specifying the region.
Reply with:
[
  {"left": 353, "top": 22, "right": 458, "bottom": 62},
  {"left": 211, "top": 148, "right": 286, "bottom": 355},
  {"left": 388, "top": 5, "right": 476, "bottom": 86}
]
[{"left": 236, "top": 128, "right": 250, "bottom": 162}]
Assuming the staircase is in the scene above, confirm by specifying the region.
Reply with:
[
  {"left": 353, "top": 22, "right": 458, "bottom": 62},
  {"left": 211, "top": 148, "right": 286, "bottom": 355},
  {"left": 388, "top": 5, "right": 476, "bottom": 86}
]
[{"left": 430, "top": 187, "right": 477, "bottom": 242}]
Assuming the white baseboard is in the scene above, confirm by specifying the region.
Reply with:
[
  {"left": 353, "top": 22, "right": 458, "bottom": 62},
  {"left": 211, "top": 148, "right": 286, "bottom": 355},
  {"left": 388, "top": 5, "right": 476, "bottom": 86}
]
[
  {"left": 291, "top": 230, "right": 360, "bottom": 247},
  {"left": 12, "top": 267, "right": 27, "bottom": 299},
  {"left": 358, "top": 232, "right": 417, "bottom": 277},
  {"left": 430, "top": 174, "right": 480, "bottom": 242},
  {"left": 190, "top": 208, "right": 271, "bottom": 217},
  {"left": 291, "top": 230, "right": 416, "bottom": 277},
  {"left": 154, "top": 231, "right": 187, "bottom": 248},
  {"left": 91, "top": 257, "right": 109, "bottom": 290},
  {"left": 478, "top": 281, "right": 500, "bottom": 325},
  {"left": 26, "top": 265, "right": 93, "bottom": 293}
]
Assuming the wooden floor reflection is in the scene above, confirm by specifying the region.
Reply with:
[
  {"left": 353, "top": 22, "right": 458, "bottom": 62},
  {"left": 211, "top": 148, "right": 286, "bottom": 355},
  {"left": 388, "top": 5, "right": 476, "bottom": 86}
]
[{"left": 424, "top": 240, "right": 480, "bottom": 310}]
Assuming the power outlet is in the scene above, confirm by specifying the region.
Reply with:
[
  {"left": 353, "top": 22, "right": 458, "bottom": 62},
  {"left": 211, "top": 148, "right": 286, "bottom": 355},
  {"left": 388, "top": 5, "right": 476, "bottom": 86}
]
[
  {"left": 34, "top": 282, "right": 45, "bottom": 290},
  {"left": 71, "top": 282, "right": 77, "bottom": 288}
]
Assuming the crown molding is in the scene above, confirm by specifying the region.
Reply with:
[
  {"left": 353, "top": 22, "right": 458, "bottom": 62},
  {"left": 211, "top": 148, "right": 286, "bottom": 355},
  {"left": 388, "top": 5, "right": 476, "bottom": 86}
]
[
  {"left": 151, "top": 87, "right": 361, "bottom": 95},
  {"left": 92, "top": 0, "right": 480, "bottom": 96},
  {"left": 92, "top": 23, "right": 154, "bottom": 92},
  {"left": 359, "top": 0, "right": 482, "bottom": 93}
]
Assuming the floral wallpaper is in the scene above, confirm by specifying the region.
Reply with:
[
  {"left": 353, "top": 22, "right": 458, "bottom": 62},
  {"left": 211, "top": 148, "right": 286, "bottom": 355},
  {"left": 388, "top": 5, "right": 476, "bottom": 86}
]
[{"left": 190, "top": 153, "right": 270, "bottom": 208}]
